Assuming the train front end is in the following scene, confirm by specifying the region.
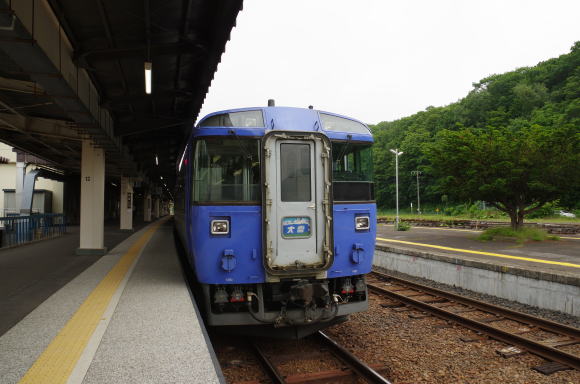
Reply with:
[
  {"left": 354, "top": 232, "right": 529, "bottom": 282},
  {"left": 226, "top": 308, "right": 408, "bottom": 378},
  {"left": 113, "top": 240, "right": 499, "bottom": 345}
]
[{"left": 176, "top": 106, "right": 375, "bottom": 337}]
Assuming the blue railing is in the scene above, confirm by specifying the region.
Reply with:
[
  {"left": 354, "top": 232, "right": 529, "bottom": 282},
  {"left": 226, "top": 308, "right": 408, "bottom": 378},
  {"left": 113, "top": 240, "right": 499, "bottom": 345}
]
[{"left": 0, "top": 214, "right": 67, "bottom": 248}]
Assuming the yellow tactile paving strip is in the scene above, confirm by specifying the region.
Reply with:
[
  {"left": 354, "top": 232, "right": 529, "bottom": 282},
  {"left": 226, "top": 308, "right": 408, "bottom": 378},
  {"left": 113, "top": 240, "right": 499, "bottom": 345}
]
[
  {"left": 19, "top": 218, "right": 167, "bottom": 384},
  {"left": 376, "top": 237, "right": 580, "bottom": 269}
]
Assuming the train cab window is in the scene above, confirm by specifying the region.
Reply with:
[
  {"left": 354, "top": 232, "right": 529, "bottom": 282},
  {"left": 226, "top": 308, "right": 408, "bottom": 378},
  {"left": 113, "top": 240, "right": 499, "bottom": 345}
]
[
  {"left": 192, "top": 137, "right": 261, "bottom": 203},
  {"left": 280, "top": 143, "right": 311, "bottom": 202},
  {"left": 198, "top": 110, "right": 264, "bottom": 128},
  {"left": 332, "top": 142, "right": 374, "bottom": 202}
]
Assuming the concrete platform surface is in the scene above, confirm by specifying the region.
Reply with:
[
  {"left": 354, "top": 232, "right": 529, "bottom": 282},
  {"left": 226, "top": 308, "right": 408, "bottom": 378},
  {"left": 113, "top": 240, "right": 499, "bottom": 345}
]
[
  {"left": 0, "top": 220, "right": 148, "bottom": 337},
  {"left": 0, "top": 218, "right": 222, "bottom": 384},
  {"left": 377, "top": 224, "right": 580, "bottom": 278}
]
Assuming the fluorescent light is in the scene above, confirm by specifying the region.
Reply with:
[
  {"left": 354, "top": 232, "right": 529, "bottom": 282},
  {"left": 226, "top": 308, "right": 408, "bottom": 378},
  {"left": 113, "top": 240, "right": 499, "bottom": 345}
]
[
  {"left": 155, "top": 154, "right": 158, "bottom": 166},
  {"left": 144, "top": 62, "right": 152, "bottom": 94},
  {"left": 178, "top": 144, "right": 188, "bottom": 172},
  {"left": 160, "top": 176, "right": 163, "bottom": 180}
]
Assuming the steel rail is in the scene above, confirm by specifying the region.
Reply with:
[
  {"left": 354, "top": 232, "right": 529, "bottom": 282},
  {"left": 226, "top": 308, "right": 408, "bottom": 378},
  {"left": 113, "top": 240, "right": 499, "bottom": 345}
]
[
  {"left": 251, "top": 341, "right": 286, "bottom": 384},
  {"left": 370, "top": 271, "right": 580, "bottom": 339},
  {"left": 316, "top": 331, "right": 393, "bottom": 384},
  {"left": 252, "top": 334, "right": 391, "bottom": 384},
  {"left": 367, "top": 281, "right": 580, "bottom": 370}
]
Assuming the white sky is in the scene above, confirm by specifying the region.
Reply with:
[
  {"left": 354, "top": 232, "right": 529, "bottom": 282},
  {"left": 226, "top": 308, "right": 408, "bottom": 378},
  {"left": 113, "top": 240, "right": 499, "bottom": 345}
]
[{"left": 199, "top": 0, "right": 580, "bottom": 125}]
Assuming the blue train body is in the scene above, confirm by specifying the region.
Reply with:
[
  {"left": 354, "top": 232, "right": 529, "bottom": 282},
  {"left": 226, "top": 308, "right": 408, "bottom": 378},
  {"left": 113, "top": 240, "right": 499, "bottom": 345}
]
[{"left": 175, "top": 106, "right": 376, "bottom": 336}]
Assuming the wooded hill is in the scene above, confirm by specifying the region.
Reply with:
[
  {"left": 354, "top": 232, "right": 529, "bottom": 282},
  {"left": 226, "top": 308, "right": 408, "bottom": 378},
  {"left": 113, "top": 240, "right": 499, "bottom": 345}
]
[{"left": 371, "top": 42, "right": 580, "bottom": 226}]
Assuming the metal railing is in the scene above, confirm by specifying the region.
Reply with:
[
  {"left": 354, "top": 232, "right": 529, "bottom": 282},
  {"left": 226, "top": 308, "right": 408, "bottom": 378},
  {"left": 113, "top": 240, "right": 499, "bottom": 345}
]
[
  {"left": 1, "top": 208, "right": 41, "bottom": 217},
  {"left": 0, "top": 214, "right": 66, "bottom": 248}
]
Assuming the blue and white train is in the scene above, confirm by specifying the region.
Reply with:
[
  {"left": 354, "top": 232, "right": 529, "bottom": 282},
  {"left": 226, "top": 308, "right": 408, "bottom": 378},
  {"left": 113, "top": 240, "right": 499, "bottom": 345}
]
[{"left": 174, "top": 104, "right": 376, "bottom": 337}]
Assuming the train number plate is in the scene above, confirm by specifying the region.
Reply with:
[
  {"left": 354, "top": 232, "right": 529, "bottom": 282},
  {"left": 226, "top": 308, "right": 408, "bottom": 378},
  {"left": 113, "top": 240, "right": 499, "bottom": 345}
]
[{"left": 282, "top": 217, "right": 311, "bottom": 238}]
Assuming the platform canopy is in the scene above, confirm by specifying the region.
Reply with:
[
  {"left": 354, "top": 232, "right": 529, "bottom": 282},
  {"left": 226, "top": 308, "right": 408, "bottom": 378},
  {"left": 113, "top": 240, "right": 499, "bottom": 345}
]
[{"left": 0, "top": 0, "right": 243, "bottom": 194}]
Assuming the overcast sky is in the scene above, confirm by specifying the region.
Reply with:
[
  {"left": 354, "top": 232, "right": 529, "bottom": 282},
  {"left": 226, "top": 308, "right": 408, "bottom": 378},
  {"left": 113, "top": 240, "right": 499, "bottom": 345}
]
[{"left": 198, "top": 0, "right": 580, "bottom": 125}]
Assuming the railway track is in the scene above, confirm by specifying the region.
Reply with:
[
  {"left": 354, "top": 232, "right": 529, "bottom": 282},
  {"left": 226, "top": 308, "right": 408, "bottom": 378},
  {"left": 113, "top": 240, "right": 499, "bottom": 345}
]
[
  {"left": 237, "top": 331, "right": 392, "bottom": 384},
  {"left": 368, "top": 270, "right": 580, "bottom": 375}
]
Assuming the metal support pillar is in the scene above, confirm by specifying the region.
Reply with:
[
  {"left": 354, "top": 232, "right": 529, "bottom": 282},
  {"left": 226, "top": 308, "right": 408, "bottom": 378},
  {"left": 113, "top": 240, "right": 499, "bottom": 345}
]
[
  {"left": 120, "top": 177, "right": 133, "bottom": 231},
  {"left": 14, "top": 162, "right": 25, "bottom": 215},
  {"left": 143, "top": 192, "right": 151, "bottom": 222},
  {"left": 76, "top": 140, "right": 107, "bottom": 255},
  {"left": 20, "top": 169, "right": 40, "bottom": 215},
  {"left": 154, "top": 198, "right": 160, "bottom": 219}
]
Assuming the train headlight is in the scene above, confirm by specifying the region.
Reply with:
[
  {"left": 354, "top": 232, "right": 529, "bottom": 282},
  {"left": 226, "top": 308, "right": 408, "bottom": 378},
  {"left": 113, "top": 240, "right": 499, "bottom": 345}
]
[
  {"left": 355, "top": 216, "right": 370, "bottom": 231},
  {"left": 211, "top": 219, "right": 229, "bottom": 235}
]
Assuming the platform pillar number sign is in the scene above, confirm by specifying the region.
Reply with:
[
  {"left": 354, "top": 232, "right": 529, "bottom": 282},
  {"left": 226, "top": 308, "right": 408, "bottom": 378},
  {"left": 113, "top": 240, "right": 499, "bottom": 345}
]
[{"left": 120, "top": 177, "right": 133, "bottom": 230}]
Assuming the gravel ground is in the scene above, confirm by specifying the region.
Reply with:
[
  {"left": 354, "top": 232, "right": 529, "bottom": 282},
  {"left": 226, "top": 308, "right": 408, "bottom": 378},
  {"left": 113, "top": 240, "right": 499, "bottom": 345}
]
[
  {"left": 374, "top": 266, "right": 580, "bottom": 329},
  {"left": 211, "top": 333, "right": 268, "bottom": 383},
  {"left": 325, "top": 293, "right": 580, "bottom": 384}
]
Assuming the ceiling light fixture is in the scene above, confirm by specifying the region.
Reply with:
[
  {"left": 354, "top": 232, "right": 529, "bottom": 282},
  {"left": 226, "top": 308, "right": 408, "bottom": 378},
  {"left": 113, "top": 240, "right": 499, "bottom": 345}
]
[{"left": 144, "top": 62, "right": 152, "bottom": 94}]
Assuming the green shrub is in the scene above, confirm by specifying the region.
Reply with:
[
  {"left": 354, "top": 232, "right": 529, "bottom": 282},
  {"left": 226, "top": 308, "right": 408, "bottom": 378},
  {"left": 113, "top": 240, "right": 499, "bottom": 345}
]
[
  {"left": 526, "top": 201, "right": 559, "bottom": 219},
  {"left": 477, "top": 227, "right": 559, "bottom": 244},
  {"left": 395, "top": 222, "right": 411, "bottom": 231}
]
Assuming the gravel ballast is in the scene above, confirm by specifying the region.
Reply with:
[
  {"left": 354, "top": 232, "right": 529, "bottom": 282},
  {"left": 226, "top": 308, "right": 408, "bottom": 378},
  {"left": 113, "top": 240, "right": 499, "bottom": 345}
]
[
  {"left": 374, "top": 266, "right": 580, "bottom": 329},
  {"left": 325, "top": 291, "right": 580, "bottom": 384}
]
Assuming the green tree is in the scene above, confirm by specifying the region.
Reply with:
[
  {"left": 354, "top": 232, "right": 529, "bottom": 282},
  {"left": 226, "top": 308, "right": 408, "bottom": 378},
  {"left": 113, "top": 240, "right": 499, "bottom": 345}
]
[
  {"left": 427, "top": 118, "right": 579, "bottom": 229},
  {"left": 371, "top": 42, "right": 580, "bottom": 213}
]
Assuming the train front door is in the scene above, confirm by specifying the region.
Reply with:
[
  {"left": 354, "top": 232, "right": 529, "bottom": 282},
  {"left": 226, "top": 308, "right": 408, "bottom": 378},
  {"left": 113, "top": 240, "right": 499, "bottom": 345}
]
[{"left": 263, "top": 132, "right": 333, "bottom": 275}]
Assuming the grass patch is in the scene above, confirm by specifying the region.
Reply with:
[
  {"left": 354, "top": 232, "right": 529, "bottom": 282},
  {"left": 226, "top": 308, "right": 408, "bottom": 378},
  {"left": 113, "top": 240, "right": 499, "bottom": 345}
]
[
  {"left": 395, "top": 222, "right": 411, "bottom": 231},
  {"left": 377, "top": 212, "right": 580, "bottom": 224},
  {"left": 477, "top": 227, "right": 559, "bottom": 244}
]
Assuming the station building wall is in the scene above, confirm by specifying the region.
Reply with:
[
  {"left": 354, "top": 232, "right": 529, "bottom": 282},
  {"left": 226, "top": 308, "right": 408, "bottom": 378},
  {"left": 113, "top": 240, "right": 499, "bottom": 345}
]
[{"left": 0, "top": 143, "right": 64, "bottom": 216}]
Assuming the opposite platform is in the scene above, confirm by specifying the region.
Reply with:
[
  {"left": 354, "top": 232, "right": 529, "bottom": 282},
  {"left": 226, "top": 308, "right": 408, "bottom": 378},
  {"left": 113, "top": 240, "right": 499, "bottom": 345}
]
[
  {"left": 0, "top": 218, "right": 223, "bottom": 384},
  {"left": 375, "top": 224, "right": 580, "bottom": 316}
]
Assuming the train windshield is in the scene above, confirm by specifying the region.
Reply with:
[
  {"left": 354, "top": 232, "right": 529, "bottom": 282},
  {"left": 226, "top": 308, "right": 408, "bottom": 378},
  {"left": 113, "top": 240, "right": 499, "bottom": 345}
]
[
  {"left": 192, "top": 137, "right": 261, "bottom": 203},
  {"left": 332, "top": 142, "right": 372, "bottom": 181},
  {"left": 332, "top": 142, "right": 374, "bottom": 201}
]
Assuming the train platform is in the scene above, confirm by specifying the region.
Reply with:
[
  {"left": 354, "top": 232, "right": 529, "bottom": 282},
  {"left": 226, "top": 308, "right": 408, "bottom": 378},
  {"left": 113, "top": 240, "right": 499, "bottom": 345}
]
[
  {"left": 0, "top": 218, "right": 222, "bottom": 384},
  {"left": 0, "top": 220, "right": 148, "bottom": 336},
  {"left": 374, "top": 224, "right": 580, "bottom": 316}
]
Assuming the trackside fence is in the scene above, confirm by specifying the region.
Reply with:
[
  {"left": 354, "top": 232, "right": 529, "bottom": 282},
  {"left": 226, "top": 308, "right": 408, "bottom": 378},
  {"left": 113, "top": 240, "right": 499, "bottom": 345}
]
[{"left": 0, "top": 214, "right": 67, "bottom": 248}]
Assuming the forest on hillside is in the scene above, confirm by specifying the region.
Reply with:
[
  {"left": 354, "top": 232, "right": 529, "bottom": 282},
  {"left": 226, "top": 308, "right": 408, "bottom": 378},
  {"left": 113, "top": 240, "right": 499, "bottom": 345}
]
[{"left": 370, "top": 42, "right": 580, "bottom": 226}]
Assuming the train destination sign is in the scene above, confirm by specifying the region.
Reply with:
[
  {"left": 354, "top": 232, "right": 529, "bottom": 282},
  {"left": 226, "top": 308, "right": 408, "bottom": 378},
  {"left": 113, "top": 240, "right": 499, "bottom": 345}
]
[{"left": 282, "top": 217, "right": 311, "bottom": 238}]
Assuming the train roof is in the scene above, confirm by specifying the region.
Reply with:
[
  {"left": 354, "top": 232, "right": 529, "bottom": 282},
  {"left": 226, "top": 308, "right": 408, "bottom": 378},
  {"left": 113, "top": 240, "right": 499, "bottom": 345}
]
[{"left": 195, "top": 106, "right": 373, "bottom": 141}]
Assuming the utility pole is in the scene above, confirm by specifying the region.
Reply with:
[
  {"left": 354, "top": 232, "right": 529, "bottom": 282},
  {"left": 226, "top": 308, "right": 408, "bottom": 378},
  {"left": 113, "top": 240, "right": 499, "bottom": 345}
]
[
  {"left": 390, "top": 149, "right": 403, "bottom": 229},
  {"left": 411, "top": 170, "right": 422, "bottom": 215}
]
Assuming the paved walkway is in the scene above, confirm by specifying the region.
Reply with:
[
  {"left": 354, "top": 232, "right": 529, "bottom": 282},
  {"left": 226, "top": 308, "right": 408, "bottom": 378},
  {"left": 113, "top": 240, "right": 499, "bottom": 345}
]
[
  {"left": 0, "top": 220, "right": 148, "bottom": 336},
  {"left": 0, "top": 218, "right": 222, "bottom": 384}
]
